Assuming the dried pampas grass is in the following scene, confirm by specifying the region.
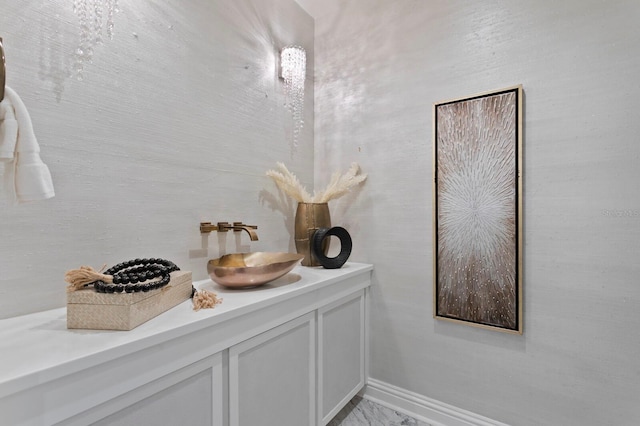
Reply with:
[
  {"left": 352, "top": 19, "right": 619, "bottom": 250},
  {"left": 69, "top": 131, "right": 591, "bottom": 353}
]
[
  {"left": 312, "top": 162, "right": 367, "bottom": 203},
  {"left": 265, "top": 162, "right": 312, "bottom": 202},
  {"left": 266, "top": 162, "right": 366, "bottom": 203}
]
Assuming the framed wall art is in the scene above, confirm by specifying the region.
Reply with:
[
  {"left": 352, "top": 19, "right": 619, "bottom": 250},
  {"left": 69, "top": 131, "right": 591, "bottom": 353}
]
[{"left": 433, "top": 85, "right": 523, "bottom": 334}]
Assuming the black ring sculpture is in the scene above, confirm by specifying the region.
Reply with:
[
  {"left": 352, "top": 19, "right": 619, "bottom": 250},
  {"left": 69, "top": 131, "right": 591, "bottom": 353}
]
[{"left": 311, "top": 226, "right": 352, "bottom": 269}]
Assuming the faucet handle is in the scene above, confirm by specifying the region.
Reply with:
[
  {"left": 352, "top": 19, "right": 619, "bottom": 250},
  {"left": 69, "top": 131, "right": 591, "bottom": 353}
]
[
  {"left": 217, "top": 221, "right": 231, "bottom": 232},
  {"left": 200, "top": 222, "right": 214, "bottom": 233}
]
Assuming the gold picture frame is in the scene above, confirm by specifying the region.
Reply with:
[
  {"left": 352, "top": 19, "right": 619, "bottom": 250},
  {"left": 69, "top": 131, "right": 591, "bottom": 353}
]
[{"left": 433, "top": 85, "right": 523, "bottom": 334}]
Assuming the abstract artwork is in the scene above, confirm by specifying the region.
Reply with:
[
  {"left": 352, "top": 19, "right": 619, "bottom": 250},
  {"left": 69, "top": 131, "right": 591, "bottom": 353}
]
[{"left": 433, "top": 86, "right": 523, "bottom": 333}]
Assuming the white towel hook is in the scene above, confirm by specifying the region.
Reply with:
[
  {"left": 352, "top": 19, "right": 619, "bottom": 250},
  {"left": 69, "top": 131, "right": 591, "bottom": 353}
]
[{"left": 0, "top": 37, "right": 5, "bottom": 102}]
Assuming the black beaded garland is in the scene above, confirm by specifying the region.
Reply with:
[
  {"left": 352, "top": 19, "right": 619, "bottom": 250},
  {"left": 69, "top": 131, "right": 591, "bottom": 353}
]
[{"left": 93, "top": 258, "right": 179, "bottom": 294}]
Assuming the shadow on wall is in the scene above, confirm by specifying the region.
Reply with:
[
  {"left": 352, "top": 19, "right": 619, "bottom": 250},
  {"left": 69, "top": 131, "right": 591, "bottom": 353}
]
[
  {"left": 259, "top": 187, "right": 297, "bottom": 253},
  {"left": 433, "top": 318, "right": 527, "bottom": 353},
  {"left": 368, "top": 271, "right": 412, "bottom": 383}
]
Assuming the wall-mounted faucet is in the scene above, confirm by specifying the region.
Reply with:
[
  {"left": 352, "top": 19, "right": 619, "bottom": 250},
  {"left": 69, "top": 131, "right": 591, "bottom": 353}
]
[{"left": 200, "top": 221, "right": 259, "bottom": 241}]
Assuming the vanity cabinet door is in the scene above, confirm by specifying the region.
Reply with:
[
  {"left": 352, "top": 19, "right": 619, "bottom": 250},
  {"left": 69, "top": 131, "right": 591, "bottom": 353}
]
[
  {"left": 63, "top": 353, "right": 224, "bottom": 426},
  {"left": 318, "top": 290, "right": 366, "bottom": 425},
  {"left": 229, "top": 312, "right": 316, "bottom": 426}
]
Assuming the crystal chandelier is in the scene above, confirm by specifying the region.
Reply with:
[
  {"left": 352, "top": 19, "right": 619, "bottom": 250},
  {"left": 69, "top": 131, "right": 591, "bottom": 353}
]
[
  {"left": 280, "top": 46, "right": 306, "bottom": 150},
  {"left": 72, "top": 0, "right": 119, "bottom": 80}
]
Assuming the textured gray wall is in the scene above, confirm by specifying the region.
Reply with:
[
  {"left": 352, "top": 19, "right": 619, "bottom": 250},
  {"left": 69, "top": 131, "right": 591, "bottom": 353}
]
[
  {"left": 314, "top": 1, "right": 640, "bottom": 425},
  {"left": 0, "top": 0, "right": 314, "bottom": 318}
]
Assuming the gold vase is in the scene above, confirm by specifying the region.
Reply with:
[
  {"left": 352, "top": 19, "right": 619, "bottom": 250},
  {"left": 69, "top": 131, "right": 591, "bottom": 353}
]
[{"left": 294, "top": 202, "right": 331, "bottom": 266}]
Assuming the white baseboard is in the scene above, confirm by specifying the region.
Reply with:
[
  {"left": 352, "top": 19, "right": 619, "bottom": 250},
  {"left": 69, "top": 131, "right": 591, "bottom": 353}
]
[{"left": 361, "top": 378, "right": 511, "bottom": 426}]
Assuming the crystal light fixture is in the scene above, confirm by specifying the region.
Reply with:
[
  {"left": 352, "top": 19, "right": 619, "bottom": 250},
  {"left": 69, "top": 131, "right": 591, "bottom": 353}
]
[
  {"left": 72, "top": 0, "right": 119, "bottom": 80},
  {"left": 280, "top": 45, "right": 306, "bottom": 150}
]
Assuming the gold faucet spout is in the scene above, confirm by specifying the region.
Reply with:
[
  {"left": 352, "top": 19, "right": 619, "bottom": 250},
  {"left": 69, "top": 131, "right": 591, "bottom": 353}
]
[{"left": 231, "top": 222, "right": 259, "bottom": 241}]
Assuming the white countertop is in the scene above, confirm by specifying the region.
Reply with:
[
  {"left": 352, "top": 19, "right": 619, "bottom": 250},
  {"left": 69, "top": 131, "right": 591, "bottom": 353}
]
[{"left": 0, "top": 262, "right": 373, "bottom": 399}]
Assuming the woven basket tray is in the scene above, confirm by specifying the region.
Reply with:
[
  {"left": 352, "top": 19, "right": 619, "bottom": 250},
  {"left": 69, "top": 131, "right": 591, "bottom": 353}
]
[{"left": 67, "top": 270, "right": 192, "bottom": 331}]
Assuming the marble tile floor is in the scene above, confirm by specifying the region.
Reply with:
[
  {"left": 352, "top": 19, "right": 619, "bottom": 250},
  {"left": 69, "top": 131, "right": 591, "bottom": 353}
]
[{"left": 328, "top": 395, "right": 433, "bottom": 426}]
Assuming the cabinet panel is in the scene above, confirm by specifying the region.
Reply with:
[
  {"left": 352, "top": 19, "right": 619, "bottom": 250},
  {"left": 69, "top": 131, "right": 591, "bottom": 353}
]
[
  {"left": 93, "top": 370, "right": 212, "bottom": 426},
  {"left": 318, "top": 291, "right": 365, "bottom": 425},
  {"left": 229, "top": 313, "right": 315, "bottom": 426},
  {"left": 63, "top": 354, "right": 224, "bottom": 426}
]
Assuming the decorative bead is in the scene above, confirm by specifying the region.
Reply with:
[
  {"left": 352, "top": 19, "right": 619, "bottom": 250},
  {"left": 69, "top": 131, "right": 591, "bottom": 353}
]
[{"left": 97, "top": 258, "right": 178, "bottom": 294}]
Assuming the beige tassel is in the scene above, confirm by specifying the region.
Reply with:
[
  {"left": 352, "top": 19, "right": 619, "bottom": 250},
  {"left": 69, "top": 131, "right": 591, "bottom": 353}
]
[
  {"left": 192, "top": 289, "right": 222, "bottom": 311},
  {"left": 65, "top": 264, "right": 111, "bottom": 292}
]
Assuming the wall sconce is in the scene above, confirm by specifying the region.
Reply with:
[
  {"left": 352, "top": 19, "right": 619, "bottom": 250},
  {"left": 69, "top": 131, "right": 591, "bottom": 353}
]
[{"left": 279, "top": 45, "right": 306, "bottom": 149}]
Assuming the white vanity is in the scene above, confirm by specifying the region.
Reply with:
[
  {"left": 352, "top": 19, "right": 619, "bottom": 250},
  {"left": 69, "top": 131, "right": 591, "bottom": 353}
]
[{"left": 0, "top": 262, "right": 372, "bottom": 426}]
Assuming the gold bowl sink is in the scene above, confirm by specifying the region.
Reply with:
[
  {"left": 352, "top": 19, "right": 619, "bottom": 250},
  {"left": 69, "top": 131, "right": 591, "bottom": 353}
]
[{"left": 207, "top": 252, "right": 304, "bottom": 288}]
